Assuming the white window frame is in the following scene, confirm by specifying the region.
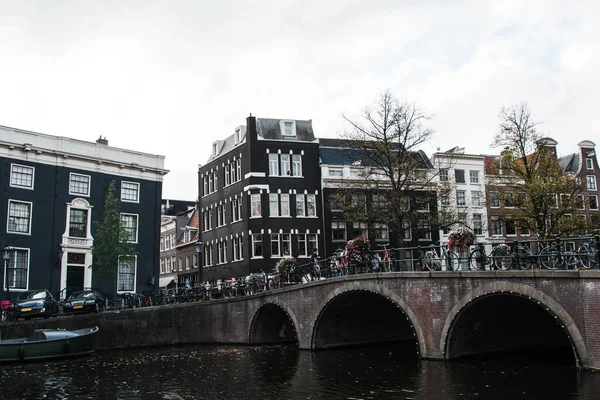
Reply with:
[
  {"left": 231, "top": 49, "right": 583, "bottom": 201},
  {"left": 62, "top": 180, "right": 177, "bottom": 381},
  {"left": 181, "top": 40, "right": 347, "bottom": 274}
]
[
  {"left": 472, "top": 214, "right": 483, "bottom": 235},
  {"left": 251, "top": 234, "right": 263, "bottom": 258},
  {"left": 352, "top": 222, "right": 368, "bottom": 238},
  {"left": 251, "top": 193, "right": 261, "bottom": 217},
  {"left": 306, "top": 194, "right": 317, "bottom": 217},
  {"left": 233, "top": 236, "right": 243, "bottom": 261},
  {"left": 218, "top": 241, "right": 227, "bottom": 264},
  {"left": 469, "top": 170, "right": 479, "bottom": 184},
  {"left": 280, "top": 154, "right": 291, "bottom": 176},
  {"left": 329, "top": 168, "right": 343, "bottom": 178},
  {"left": 291, "top": 154, "right": 302, "bottom": 177},
  {"left": 7, "top": 199, "right": 32, "bottom": 235},
  {"left": 373, "top": 223, "right": 389, "bottom": 241},
  {"left": 296, "top": 194, "right": 305, "bottom": 217},
  {"left": 270, "top": 233, "right": 281, "bottom": 257},
  {"left": 280, "top": 120, "right": 296, "bottom": 137},
  {"left": 120, "top": 213, "right": 139, "bottom": 243},
  {"left": 587, "top": 158, "right": 593, "bottom": 170},
  {"left": 225, "top": 164, "right": 230, "bottom": 186},
  {"left": 4, "top": 247, "right": 30, "bottom": 291},
  {"left": 331, "top": 221, "right": 346, "bottom": 242},
  {"left": 490, "top": 192, "right": 500, "bottom": 208},
  {"left": 587, "top": 175, "right": 597, "bottom": 191},
  {"left": 117, "top": 255, "right": 137, "bottom": 293},
  {"left": 121, "top": 181, "right": 140, "bottom": 203},
  {"left": 236, "top": 159, "right": 241, "bottom": 182},
  {"left": 590, "top": 195, "right": 599, "bottom": 210},
  {"left": 456, "top": 190, "right": 466, "bottom": 207},
  {"left": 439, "top": 169, "right": 449, "bottom": 182},
  {"left": 269, "top": 193, "right": 279, "bottom": 217},
  {"left": 10, "top": 164, "right": 35, "bottom": 190},
  {"left": 269, "top": 154, "right": 279, "bottom": 176},
  {"left": 69, "top": 173, "right": 91, "bottom": 197}
]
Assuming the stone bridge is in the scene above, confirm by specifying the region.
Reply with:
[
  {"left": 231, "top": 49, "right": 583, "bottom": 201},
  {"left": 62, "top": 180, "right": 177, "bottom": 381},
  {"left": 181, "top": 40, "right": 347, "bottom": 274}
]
[{"left": 3, "top": 271, "right": 600, "bottom": 370}]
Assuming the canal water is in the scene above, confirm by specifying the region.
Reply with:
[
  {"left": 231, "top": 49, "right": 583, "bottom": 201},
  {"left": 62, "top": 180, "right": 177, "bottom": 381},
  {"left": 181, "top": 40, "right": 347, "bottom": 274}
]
[{"left": 0, "top": 343, "right": 598, "bottom": 400}]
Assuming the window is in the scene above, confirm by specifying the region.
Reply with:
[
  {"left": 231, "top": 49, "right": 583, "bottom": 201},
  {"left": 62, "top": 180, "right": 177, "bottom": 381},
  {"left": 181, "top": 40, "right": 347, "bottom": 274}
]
[
  {"left": 352, "top": 194, "right": 366, "bottom": 212},
  {"left": 372, "top": 194, "right": 385, "bottom": 211},
  {"left": 271, "top": 193, "right": 290, "bottom": 217},
  {"left": 120, "top": 214, "right": 138, "bottom": 243},
  {"left": 402, "top": 220, "right": 411, "bottom": 240},
  {"left": 455, "top": 169, "right": 465, "bottom": 183},
  {"left": 473, "top": 214, "right": 482, "bottom": 235},
  {"left": 575, "top": 195, "right": 585, "bottom": 210},
  {"left": 236, "top": 159, "right": 241, "bottom": 182},
  {"left": 283, "top": 121, "right": 294, "bottom": 137},
  {"left": 269, "top": 194, "right": 279, "bottom": 217},
  {"left": 160, "top": 258, "right": 165, "bottom": 274},
  {"left": 520, "top": 222, "right": 530, "bottom": 236},
  {"left": 217, "top": 204, "right": 225, "bottom": 226},
  {"left": 491, "top": 216, "right": 502, "bottom": 236},
  {"left": 490, "top": 192, "right": 500, "bottom": 208},
  {"left": 331, "top": 221, "right": 346, "bottom": 241},
  {"left": 225, "top": 165, "right": 230, "bottom": 186},
  {"left": 218, "top": 241, "right": 227, "bottom": 264},
  {"left": 504, "top": 192, "right": 514, "bottom": 208},
  {"left": 416, "top": 220, "right": 431, "bottom": 240},
  {"left": 292, "top": 154, "right": 302, "bottom": 177},
  {"left": 352, "top": 222, "right": 368, "bottom": 238},
  {"left": 212, "top": 142, "right": 218, "bottom": 156},
  {"left": 251, "top": 234, "right": 263, "bottom": 258},
  {"left": 587, "top": 176, "right": 597, "bottom": 191},
  {"left": 185, "top": 256, "right": 190, "bottom": 270},
  {"left": 251, "top": 194, "right": 261, "bottom": 217},
  {"left": 471, "top": 191, "right": 481, "bottom": 207},
  {"left": 231, "top": 197, "right": 242, "bottom": 222},
  {"left": 440, "top": 193, "right": 450, "bottom": 207},
  {"left": 506, "top": 219, "right": 517, "bottom": 236},
  {"left": 7, "top": 200, "right": 32, "bottom": 234},
  {"left": 590, "top": 195, "right": 599, "bottom": 210},
  {"left": 203, "top": 210, "right": 211, "bottom": 231},
  {"left": 229, "top": 163, "right": 236, "bottom": 184},
  {"left": 69, "top": 173, "right": 90, "bottom": 196},
  {"left": 415, "top": 198, "right": 429, "bottom": 211},
  {"left": 69, "top": 209, "right": 88, "bottom": 237},
  {"left": 587, "top": 158, "right": 593, "bottom": 170},
  {"left": 204, "top": 244, "right": 213, "bottom": 266},
  {"left": 329, "top": 193, "right": 343, "bottom": 211},
  {"left": 281, "top": 154, "right": 291, "bottom": 176},
  {"left": 373, "top": 223, "right": 389, "bottom": 241},
  {"left": 306, "top": 194, "right": 316, "bottom": 216},
  {"left": 10, "top": 164, "right": 34, "bottom": 189},
  {"left": 439, "top": 169, "right": 448, "bottom": 182},
  {"left": 235, "top": 128, "right": 243, "bottom": 143},
  {"left": 270, "top": 233, "right": 282, "bottom": 257},
  {"left": 329, "top": 168, "right": 343, "bottom": 177},
  {"left": 297, "top": 233, "right": 318, "bottom": 257},
  {"left": 296, "top": 194, "right": 305, "bottom": 216},
  {"left": 233, "top": 237, "right": 243, "bottom": 261},
  {"left": 203, "top": 176, "right": 209, "bottom": 196},
  {"left": 5, "top": 248, "right": 29, "bottom": 290},
  {"left": 469, "top": 170, "right": 479, "bottom": 184},
  {"left": 269, "top": 154, "right": 279, "bottom": 176},
  {"left": 117, "top": 256, "right": 136, "bottom": 292},
  {"left": 121, "top": 181, "right": 140, "bottom": 202},
  {"left": 456, "top": 190, "right": 466, "bottom": 207},
  {"left": 160, "top": 237, "right": 165, "bottom": 252}
]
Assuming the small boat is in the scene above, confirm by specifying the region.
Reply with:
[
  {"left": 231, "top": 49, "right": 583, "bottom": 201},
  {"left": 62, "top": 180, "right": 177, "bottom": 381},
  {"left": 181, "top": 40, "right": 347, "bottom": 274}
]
[{"left": 0, "top": 326, "right": 99, "bottom": 362}]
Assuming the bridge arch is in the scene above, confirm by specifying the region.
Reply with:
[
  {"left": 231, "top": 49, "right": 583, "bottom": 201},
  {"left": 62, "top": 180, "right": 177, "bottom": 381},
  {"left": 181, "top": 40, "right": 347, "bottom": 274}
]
[
  {"left": 440, "top": 281, "right": 587, "bottom": 368},
  {"left": 309, "top": 281, "right": 425, "bottom": 355},
  {"left": 249, "top": 300, "right": 299, "bottom": 345}
]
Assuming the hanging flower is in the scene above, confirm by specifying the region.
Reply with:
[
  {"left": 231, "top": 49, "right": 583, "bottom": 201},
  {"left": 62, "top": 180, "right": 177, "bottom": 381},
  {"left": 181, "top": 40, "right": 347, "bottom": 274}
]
[
  {"left": 275, "top": 256, "right": 297, "bottom": 275},
  {"left": 446, "top": 227, "right": 475, "bottom": 251},
  {"left": 344, "top": 235, "right": 371, "bottom": 265}
]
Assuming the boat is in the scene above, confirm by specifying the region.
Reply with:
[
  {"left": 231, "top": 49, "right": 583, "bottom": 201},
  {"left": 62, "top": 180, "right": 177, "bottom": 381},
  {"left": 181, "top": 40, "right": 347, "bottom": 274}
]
[{"left": 0, "top": 326, "right": 99, "bottom": 362}]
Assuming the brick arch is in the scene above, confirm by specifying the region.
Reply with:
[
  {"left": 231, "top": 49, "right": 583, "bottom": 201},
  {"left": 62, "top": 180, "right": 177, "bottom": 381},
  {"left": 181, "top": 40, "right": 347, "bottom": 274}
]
[
  {"left": 248, "top": 299, "right": 300, "bottom": 344},
  {"left": 307, "top": 281, "right": 426, "bottom": 355},
  {"left": 439, "top": 281, "right": 588, "bottom": 367}
]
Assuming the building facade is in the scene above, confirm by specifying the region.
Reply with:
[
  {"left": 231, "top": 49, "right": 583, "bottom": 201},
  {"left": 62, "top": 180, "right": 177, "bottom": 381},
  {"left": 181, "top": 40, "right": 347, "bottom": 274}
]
[
  {"left": 1, "top": 125, "right": 167, "bottom": 300},
  {"left": 174, "top": 208, "right": 200, "bottom": 287},
  {"left": 198, "top": 116, "right": 322, "bottom": 281},
  {"left": 159, "top": 216, "right": 177, "bottom": 289}
]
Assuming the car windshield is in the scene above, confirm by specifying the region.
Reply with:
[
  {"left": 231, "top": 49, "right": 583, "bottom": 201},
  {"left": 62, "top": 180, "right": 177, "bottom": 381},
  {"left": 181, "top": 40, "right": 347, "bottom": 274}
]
[
  {"left": 68, "top": 291, "right": 95, "bottom": 300},
  {"left": 17, "top": 291, "right": 46, "bottom": 300}
]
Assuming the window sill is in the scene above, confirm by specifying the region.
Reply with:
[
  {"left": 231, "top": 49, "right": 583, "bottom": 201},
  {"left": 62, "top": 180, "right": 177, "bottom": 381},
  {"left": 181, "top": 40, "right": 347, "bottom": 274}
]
[
  {"left": 296, "top": 215, "right": 318, "bottom": 218},
  {"left": 249, "top": 216, "right": 262, "bottom": 219},
  {"left": 7, "top": 231, "right": 31, "bottom": 236},
  {"left": 250, "top": 256, "right": 264, "bottom": 259},
  {"left": 231, "top": 259, "right": 244, "bottom": 263},
  {"left": 231, "top": 219, "right": 243, "bottom": 225},
  {"left": 270, "top": 216, "right": 292, "bottom": 218}
]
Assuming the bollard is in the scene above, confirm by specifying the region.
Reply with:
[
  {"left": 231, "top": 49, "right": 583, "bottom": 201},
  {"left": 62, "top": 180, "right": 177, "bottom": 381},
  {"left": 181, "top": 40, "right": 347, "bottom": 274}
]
[{"left": 512, "top": 240, "right": 520, "bottom": 270}]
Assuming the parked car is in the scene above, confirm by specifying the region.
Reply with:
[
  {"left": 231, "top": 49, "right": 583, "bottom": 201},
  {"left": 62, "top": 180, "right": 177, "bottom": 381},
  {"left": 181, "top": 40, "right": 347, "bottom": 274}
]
[
  {"left": 12, "top": 289, "right": 59, "bottom": 320},
  {"left": 62, "top": 289, "right": 109, "bottom": 314}
]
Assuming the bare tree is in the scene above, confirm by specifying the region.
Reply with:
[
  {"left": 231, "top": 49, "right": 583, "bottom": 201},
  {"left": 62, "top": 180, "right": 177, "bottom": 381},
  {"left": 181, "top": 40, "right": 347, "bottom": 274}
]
[
  {"left": 488, "top": 103, "right": 589, "bottom": 238},
  {"left": 331, "top": 90, "right": 438, "bottom": 246}
]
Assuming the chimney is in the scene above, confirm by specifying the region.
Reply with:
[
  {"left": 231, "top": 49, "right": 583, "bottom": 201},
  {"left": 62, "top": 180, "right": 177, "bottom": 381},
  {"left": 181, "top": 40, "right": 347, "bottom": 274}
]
[{"left": 96, "top": 136, "right": 108, "bottom": 145}]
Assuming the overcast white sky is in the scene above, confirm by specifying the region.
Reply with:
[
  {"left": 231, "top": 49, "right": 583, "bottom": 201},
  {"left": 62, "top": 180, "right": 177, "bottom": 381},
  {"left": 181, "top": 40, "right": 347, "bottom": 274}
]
[{"left": 1, "top": 1, "right": 598, "bottom": 200}]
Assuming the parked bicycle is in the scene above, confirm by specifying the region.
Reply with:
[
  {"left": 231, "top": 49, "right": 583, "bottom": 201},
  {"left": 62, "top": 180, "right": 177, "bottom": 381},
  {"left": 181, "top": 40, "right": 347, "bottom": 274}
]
[
  {"left": 538, "top": 238, "right": 597, "bottom": 270},
  {"left": 420, "top": 241, "right": 460, "bottom": 271}
]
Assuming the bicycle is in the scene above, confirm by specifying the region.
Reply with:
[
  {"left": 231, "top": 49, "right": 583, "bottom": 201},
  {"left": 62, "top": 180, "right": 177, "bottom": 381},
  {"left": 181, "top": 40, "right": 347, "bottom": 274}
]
[
  {"left": 421, "top": 241, "right": 460, "bottom": 271},
  {"left": 539, "top": 239, "right": 597, "bottom": 270},
  {"left": 467, "top": 242, "right": 493, "bottom": 270}
]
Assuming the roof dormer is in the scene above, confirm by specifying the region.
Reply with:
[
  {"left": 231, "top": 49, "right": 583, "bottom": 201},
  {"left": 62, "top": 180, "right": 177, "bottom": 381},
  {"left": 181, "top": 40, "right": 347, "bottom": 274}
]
[
  {"left": 279, "top": 120, "right": 296, "bottom": 138},
  {"left": 234, "top": 125, "right": 247, "bottom": 144},
  {"left": 212, "top": 140, "right": 224, "bottom": 157}
]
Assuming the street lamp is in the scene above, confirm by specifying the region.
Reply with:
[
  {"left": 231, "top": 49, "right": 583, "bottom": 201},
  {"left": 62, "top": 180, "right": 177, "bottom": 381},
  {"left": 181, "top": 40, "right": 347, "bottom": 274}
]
[
  {"left": 195, "top": 240, "right": 204, "bottom": 283},
  {"left": 2, "top": 246, "right": 14, "bottom": 300}
]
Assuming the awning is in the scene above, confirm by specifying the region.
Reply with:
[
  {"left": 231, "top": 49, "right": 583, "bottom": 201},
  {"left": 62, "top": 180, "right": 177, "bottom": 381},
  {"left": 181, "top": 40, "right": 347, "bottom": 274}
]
[{"left": 159, "top": 277, "right": 175, "bottom": 288}]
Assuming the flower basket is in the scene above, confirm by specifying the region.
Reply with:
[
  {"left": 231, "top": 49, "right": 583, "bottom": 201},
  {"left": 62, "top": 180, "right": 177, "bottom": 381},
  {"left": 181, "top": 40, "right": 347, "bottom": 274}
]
[
  {"left": 345, "top": 235, "right": 371, "bottom": 271},
  {"left": 446, "top": 227, "right": 475, "bottom": 251},
  {"left": 275, "top": 256, "right": 296, "bottom": 276}
]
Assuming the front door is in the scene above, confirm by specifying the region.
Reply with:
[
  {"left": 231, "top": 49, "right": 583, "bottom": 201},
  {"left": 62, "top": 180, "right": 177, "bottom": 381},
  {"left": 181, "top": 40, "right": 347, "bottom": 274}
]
[{"left": 65, "top": 252, "right": 86, "bottom": 297}]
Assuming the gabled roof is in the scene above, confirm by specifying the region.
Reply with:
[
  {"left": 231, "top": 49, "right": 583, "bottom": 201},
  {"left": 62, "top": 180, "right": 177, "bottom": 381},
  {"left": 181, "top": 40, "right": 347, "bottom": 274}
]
[
  {"left": 175, "top": 208, "right": 199, "bottom": 245},
  {"left": 205, "top": 131, "right": 242, "bottom": 164},
  {"left": 256, "top": 118, "right": 315, "bottom": 141},
  {"left": 558, "top": 153, "right": 579, "bottom": 173}
]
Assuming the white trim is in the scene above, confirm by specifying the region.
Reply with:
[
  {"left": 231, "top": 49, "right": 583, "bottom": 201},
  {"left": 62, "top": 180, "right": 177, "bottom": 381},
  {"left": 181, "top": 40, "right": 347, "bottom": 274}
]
[
  {"left": 245, "top": 172, "right": 266, "bottom": 179},
  {"left": 121, "top": 181, "right": 140, "bottom": 203},
  {"left": 244, "top": 184, "right": 270, "bottom": 191},
  {"left": 3, "top": 247, "right": 30, "bottom": 291},
  {"left": 6, "top": 199, "right": 33, "bottom": 235},
  {"left": 117, "top": 255, "right": 138, "bottom": 293},
  {"left": 69, "top": 172, "right": 91, "bottom": 197},
  {"left": 120, "top": 213, "right": 139, "bottom": 243},
  {"left": 9, "top": 163, "right": 35, "bottom": 190}
]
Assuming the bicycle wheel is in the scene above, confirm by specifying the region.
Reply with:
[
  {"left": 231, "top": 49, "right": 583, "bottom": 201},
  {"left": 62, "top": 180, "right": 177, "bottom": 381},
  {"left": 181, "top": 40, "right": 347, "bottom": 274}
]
[
  {"left": 491, "top": 247, "right": 511, "bottom": 270},
  {"left": 468, "top": 249, "right": 488, "bottom": 271},
  {"left": 444, "top": 250, "right": 460, "bottom": 271},
  {"left": 577, "top": 244, "right": 597, "bottom": 269},
  {"left": 514, "top": 248, "right": 533, "bottom": 270},
  {"left": 422, "top": 251, "right": 441, "bottom": 271},
  {"left": 539, "top": 247, "right": 561, "bottom": 270}
]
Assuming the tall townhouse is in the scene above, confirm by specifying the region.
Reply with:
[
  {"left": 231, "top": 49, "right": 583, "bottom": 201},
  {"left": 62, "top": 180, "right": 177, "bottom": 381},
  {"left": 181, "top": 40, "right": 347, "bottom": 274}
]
[
  {"left": 174, "top": 208, "right": 200, "bottom": 287},
  {"left": 558, "top": 140, "right": 600, "bottom": 228},
  {"left": 431, "top": 147, "right": 489, "bottom": 244},
  {"left": 0, "top": 125, "right": 167, "bottom": 300},
  {"left": 319, "top": 138, "right": 438, "bottom": 264},
  {"left": 159, "top": 216, "right": 177, "bottom": 289},
  {"left": 198, "top": 116, "right": 322, "bottom": 281}
]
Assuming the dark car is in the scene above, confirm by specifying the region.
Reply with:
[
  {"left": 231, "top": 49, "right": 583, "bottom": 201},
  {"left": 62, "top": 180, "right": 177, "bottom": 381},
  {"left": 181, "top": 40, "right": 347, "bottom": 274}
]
[
  {"left": 62, "top": 289, "right": 109, "bottom": 314},
  {"left": 12, "top": 289, "right": 59, "bottom": 320}
]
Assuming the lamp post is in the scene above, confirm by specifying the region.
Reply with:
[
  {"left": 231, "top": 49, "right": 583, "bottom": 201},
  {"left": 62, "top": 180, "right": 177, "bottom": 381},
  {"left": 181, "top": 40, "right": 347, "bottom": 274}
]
[
  {"left": 2, "top": 246, "right": 14, "bottom": 300},
  {"left": 195, "top": 240, "right": 204, "bottom": 284}
]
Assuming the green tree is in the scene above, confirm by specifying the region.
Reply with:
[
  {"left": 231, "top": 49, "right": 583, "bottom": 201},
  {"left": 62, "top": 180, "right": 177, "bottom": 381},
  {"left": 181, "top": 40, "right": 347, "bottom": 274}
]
[
  {"left": 92, "top": 180, "right": 136, "bottom": 303},
  {"left": 488, "top": 103, "right": 589, "bottom": 238}
]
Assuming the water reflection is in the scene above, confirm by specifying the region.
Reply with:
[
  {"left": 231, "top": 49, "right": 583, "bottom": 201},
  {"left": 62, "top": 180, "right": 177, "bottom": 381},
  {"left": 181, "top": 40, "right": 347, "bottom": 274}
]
[{"left": 0, "top": 344, "right": 598, "bottom": 400}]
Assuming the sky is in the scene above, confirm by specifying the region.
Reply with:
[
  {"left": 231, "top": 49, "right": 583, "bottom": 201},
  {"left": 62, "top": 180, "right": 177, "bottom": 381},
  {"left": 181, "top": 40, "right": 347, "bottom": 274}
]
[{"left": 1, "top": 0, "right": 599, "bottom": 200}]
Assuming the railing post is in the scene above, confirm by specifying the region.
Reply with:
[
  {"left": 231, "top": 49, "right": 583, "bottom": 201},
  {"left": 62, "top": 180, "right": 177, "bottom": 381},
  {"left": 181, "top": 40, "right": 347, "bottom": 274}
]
[
  {"left": 417, "top": 246, "right": 422, "bottom": 271},
  {"left": 595, "top": 235, "right": 600, "bottom": 270},
  {"left": 513, "top": 240, "right": 520, "bottom": 270}
]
